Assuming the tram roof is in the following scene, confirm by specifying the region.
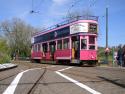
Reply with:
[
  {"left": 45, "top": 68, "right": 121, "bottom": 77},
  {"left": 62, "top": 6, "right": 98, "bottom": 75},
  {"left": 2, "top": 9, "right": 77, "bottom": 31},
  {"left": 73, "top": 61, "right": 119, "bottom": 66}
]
[{"left": 33, "top": 16, "right": 98, "bottom": 37}]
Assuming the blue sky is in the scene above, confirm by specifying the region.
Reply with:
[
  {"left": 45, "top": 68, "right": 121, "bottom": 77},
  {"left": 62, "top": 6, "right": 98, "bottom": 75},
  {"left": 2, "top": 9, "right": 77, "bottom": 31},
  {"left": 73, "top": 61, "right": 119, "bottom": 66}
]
[{"left": 0, "top": 0, "right": 125, "bottom": 47}]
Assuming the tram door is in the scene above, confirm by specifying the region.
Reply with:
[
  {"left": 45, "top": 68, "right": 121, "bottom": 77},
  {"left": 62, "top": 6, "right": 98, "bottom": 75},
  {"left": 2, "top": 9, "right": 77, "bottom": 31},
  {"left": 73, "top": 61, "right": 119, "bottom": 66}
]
[
  {"left": 49, "top": 41, "right": 56, "bottom": 61},
  {"left": 71, "top": 36, "right": 80, "bottom": 59}
]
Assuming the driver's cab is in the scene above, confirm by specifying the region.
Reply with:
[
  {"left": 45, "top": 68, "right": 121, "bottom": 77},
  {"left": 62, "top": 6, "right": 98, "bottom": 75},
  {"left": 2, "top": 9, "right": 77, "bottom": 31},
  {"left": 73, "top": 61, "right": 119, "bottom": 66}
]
[{"left": 71, "top": 34, "right": 97, "bottom": 62}]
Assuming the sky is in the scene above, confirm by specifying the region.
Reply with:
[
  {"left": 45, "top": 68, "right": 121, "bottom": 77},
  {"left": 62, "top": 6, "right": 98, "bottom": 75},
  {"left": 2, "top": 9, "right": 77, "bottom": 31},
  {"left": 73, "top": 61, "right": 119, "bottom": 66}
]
[{"left": 0, "top": 0, "right": 125, "bottom": 47}]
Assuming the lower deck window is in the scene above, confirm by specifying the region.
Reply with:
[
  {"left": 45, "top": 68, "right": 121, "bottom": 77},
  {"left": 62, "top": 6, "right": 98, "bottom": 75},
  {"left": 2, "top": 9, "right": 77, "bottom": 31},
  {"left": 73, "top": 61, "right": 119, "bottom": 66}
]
[
  {"left": 38, "top": 44, "right": 41, "bottom": 51},
  {"left": 42, "top": 43, "right": 48, "bottom": 53},
  {"left": 33, "top": 45, "right": 37, "bottom": 51},
  {"left": 81, "top": 39, "right": 87, "bottom": 49},
  {"left": 57, "top": 40, "right": 62, "bottom": 50},
  {"left": 63, "top": 38, "right": 69, "bottom": 49},
  {"left": 49, "top": 42, "right": 56, "bottom": 54}
]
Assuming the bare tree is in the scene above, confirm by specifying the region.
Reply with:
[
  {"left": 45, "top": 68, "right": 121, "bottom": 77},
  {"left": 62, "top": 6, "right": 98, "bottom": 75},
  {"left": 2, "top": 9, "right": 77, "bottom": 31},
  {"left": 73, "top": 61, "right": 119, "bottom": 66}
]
[{"left": 1, "top": 18, "right": 37, "bottom": 58}]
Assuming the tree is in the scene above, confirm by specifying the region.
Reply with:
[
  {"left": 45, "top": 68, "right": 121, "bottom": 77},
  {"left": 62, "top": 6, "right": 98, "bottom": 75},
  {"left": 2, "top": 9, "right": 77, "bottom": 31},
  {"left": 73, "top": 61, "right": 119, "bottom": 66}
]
[{"left": 0, "top": 18, "right": 37, "bottom": 58}]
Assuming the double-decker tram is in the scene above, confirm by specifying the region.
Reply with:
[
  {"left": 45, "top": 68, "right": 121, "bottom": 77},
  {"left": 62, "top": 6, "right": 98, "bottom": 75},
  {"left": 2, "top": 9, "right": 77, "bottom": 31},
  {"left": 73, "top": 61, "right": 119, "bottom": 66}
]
[{"left": 31, "top": 16, "right": 98, "bottom": 65}]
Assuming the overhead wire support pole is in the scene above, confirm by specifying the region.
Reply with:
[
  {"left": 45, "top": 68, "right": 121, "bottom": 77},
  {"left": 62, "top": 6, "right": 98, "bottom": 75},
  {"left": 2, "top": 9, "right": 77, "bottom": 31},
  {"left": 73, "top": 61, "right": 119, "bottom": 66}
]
[
  {"left": 106, "top": 7, "right": 108, "bottom": 49},
  {"left": 105, "top": 7, "right": 109, "bottom": 64}
]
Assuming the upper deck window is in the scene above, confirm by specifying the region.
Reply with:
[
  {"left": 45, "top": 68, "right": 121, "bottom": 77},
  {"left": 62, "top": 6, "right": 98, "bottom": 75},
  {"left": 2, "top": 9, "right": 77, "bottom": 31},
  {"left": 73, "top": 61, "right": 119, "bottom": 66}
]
[
  {"left": 89, "top": 23, "right": 97, "bottom": 32},
  {"left": 34, "top": 27, "right": 70, "bottom": 43}
]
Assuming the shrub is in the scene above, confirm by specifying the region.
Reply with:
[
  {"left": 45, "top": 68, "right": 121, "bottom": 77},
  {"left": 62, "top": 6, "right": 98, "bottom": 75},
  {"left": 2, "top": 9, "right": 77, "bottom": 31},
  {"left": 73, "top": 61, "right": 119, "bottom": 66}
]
[{"left": 0, "top": 54, "right": 11, "bottom": 64}]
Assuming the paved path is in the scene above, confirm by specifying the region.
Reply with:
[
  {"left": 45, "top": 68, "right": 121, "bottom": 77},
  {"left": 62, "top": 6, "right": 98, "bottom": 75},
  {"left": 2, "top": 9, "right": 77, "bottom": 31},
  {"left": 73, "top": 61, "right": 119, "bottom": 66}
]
[{"left": 0, "top": 62, "right": 125, "bottom": 94}]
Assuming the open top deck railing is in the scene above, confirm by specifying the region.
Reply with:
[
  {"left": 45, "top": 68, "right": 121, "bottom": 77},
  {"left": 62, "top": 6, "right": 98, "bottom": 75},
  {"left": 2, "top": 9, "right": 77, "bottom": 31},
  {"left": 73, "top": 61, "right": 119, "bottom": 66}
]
[{"left": 35, "top": 16, "right": 98, "bottom": 35}]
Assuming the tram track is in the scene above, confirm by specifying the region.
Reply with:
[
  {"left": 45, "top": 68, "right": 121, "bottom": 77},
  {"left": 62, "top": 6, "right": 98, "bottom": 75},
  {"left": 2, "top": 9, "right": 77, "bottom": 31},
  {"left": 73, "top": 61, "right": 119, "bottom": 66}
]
[
  {"left": 2, "top": 67, "right": 47, "bottom": 94},
  {"left": 0, "top": 66, "right": 32, "bottom": 81},
  {"left": 27, "top": 68, "right": 47, "bottom": 94},
  {"left": 60, "top": 68, "right": 104, "bottom": 83},
  {"left": 0, "top": 73, "right": 18, "bottom": 81}
]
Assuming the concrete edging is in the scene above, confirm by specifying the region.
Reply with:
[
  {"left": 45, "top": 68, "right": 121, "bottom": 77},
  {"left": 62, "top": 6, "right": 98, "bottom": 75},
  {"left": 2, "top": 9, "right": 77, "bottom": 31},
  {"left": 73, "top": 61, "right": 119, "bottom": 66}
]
[{"left": 0, "top": 63, "right": 18, "bottom": 71}]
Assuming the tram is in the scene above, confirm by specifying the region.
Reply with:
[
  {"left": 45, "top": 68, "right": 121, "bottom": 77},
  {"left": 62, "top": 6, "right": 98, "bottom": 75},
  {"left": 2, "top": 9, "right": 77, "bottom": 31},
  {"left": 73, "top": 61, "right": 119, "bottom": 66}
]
[{"left": 31, "top": 16, "right": 98, "bottom": 65}]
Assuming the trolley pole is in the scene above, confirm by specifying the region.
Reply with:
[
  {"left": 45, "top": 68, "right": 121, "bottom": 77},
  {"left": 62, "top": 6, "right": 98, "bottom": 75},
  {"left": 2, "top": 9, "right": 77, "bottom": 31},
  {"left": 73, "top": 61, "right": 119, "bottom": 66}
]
[{"left": 105, "top": 7, "right": 109, "bottom": 64}]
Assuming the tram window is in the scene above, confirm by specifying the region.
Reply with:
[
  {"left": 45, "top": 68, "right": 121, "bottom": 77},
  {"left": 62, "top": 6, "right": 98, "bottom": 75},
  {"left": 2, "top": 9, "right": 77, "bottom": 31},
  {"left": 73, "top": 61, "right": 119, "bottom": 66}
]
[
  {"left": 63, "top": 38, "right": 69, "bottom": 49},
  {"left": 49, "top": 45, "right": 54, "bottom": 53},
  {"left": 41, "top": 44, "right": 43, "bottom": 51},
  {"left": 42, "top": 43, "right": 48, "bottom": 53},
  {"left": 38, "top": 44, "right": 41, "bottom": 51},
  {"left": 49, "top": 42, "right": 55, "bottom": 54},
  {"left": 89, "top": 36, "right": 95, "bottom": 44},
  {"left": 81, "top": 39, "right": 87, "bottom": 49},
  {"left": 33, "top": 45, "right": 35, "bottom": 51},
  {"left": 57, "top": 40, "right": 62, "bottom": 50},
  {"left": 34, "top": 45, "right": 37, "bottom": 51},
  {"left": 89, "top": 45, "right": 95, "bottom": 50},
  {"left": 89, "top": 24, "right": 97, "bottom": 32}
]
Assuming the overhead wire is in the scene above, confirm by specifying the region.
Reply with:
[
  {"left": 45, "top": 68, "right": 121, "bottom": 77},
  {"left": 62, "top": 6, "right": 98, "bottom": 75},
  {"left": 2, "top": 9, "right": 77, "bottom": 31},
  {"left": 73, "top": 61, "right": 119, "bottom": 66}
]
[
  {"left": 30, "top": 0, "right": 43, "bottom": 14},
  {"left": 34, "top": 0, "right": 43, "bottom": 11},
  {"left": 65, "top": 0, "right": 81, "bottom": 19},
  {"left": 32, "top": 0, "right": 33, "bottom": 10},
  {"left": 30, "top": 0, "right": 34, "bottom": 13},
  {"left": 67, "top": 0, "right": 81, "bottom": 14},
  {"left": 89, "top": 0, "right": 97, "bottom": 7},
  {"left": 89, "top": 0, "right": 105, "bottom": 18},
  {"left": 67, "top": 0, "right": 97, "bottom": 16}
]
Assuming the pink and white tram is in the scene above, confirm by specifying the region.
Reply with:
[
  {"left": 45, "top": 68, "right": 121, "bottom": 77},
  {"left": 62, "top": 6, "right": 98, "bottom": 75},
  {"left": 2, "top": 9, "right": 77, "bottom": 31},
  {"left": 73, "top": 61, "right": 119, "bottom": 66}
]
[{"left": 31, "top": 16, "right": 98, "bottom": 65}]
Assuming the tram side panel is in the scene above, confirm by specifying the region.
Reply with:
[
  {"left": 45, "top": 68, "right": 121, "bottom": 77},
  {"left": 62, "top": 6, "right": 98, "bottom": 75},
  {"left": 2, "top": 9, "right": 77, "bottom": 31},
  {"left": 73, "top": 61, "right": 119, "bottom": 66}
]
[
  {"left": 31, "top": 51, "right": 43, "bottom": 62},
  {"left": 80, "top": 50, "right": 97, "bottom": 61},
  {"left": 55, "top": 49, "right": 71, "bottom": 60},
  {"left": 31, "top": 49, "right": 71, "bottom": 63}
]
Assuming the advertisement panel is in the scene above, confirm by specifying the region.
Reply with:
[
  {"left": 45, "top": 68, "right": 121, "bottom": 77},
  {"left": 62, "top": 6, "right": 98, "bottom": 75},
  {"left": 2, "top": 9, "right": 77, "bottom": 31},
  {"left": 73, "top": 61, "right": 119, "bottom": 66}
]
[{"left": 70, "top": 23, "right": 88, "bottom": 34}]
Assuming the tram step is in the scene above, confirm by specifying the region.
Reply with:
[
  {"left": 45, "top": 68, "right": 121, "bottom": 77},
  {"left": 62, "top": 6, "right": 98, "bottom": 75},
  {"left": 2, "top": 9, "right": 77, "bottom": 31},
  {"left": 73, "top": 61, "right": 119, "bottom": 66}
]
[{"left": 71, "top": 59, "right": 80, "bottom": 64}]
